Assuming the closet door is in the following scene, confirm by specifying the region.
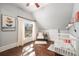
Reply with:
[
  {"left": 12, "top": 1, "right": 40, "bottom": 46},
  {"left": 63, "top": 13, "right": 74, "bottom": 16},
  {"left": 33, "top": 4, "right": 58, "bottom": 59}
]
[{"left": 17, "top": 17, "right": 25, "bottom": 46}]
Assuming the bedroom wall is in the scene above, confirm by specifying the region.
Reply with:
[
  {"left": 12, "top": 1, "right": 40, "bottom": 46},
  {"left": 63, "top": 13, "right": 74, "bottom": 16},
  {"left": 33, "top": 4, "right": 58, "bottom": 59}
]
[
  {"left": 33, "top": 3, "right": 73, "bottom": 41},
  {"left": 33, "top": 3, "right": 73, "bottom": 31},
  {"left": 0, "top": 3, "right": 34, "bottom": 47},
  {"left": 69, "top": 3, "right": 79, "bottom": 38}
]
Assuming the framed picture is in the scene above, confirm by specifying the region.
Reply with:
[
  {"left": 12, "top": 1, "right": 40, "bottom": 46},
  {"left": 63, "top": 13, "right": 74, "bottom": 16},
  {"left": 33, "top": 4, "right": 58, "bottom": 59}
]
[{"left": 1, "top": 15, "right": 16, "bottom": 31}]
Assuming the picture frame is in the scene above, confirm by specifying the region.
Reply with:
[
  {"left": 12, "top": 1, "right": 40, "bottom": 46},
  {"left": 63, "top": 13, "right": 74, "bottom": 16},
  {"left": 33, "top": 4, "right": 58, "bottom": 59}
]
[{"left": 1, "top": 14, "right": 16, "bottom": 31}]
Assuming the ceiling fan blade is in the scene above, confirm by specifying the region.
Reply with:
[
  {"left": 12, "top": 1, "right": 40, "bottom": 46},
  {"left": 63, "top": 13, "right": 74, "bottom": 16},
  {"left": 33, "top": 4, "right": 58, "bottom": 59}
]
[{"left": 35, "top": 3, "right": 40, "bottom": 8}]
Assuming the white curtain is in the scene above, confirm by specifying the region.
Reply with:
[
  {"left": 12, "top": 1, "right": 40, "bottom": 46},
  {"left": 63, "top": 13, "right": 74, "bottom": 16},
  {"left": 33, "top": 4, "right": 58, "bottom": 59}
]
[
  {"left": 32, "top": 22, "right": 37, "bottom": 41},
  {"left": 17, "top": 17, "right": 25, "bottom": 46}
]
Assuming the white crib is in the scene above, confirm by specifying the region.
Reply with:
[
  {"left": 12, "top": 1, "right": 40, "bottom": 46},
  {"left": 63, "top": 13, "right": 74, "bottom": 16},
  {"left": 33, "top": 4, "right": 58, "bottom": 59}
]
[
  {"left": 48, "top": 22, "right": 79, "bottom": 56},
  {"left": 53, "top": 33, "right": 79, "bottom": 56}
]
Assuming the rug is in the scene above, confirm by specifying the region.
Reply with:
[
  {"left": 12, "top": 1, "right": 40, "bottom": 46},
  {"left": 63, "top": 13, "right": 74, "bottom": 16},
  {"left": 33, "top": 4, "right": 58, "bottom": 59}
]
[
  {"left": 35, "top": 41, "right": 47, "bottom": 44},
  {"left": 48, "top": 44, "right": 54, "bottom": 51}
]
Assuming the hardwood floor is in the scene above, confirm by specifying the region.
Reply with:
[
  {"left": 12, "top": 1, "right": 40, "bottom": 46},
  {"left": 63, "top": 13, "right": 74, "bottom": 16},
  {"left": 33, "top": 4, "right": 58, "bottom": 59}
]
[{"left": 0, "top": 41, "right": 62, "bottom": 56}]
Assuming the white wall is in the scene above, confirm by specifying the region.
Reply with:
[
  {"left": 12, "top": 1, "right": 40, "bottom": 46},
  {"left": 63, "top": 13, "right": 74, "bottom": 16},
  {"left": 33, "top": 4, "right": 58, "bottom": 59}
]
[
  {"left": 69, "top": 4, "right": 79, "bottom": 38},
  {"left": 33, "top": 3, "right": 73, "bottom": 41},
  {"left": 33, "top": 3, "right": 73, "bottom": 31},
  {"left": 72, "top": 4, "right": 79, "bottom": 18},
  {"left": 0, "top": 3, "right": 34, "bottom": 47}
]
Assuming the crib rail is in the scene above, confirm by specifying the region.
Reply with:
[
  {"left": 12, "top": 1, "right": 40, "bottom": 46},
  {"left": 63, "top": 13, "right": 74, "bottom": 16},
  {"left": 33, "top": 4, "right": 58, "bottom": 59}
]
[{"left": 54, "top": 47, "right": 77, "bottom": 56}]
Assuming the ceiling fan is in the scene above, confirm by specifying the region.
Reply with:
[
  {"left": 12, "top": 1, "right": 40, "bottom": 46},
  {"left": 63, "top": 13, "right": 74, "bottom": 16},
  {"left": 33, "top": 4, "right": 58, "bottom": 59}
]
[{"left": 26, "top": 3, "right": 40, "bottom": 8}]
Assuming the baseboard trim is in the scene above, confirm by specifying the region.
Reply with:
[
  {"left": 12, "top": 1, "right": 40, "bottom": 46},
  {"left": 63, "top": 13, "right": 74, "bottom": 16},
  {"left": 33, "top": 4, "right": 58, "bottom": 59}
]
[{"left": 0, "top": 42, "right": 17, "bottom": 52}]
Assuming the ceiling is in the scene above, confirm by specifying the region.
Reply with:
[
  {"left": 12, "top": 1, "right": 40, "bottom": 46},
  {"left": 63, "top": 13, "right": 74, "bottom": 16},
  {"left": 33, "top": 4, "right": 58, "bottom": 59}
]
[
  {"left": 14, "top": 3, "right": 74, "bottom": 30},
  {"left": 33, "top": 3, "right": 74, "bottom": 30},
  {"left": 15, "top": 3, "right": 49, "bottom": 12}
]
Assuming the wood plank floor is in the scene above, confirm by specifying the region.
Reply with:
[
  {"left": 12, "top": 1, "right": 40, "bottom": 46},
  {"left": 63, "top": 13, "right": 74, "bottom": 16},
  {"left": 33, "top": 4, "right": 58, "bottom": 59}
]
[{"left": 0, "top": 41, "right": 62, "bottom": 56}]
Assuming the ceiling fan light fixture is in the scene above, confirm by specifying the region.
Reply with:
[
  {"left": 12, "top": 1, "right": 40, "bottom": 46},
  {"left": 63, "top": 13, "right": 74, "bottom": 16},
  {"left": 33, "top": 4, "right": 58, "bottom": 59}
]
[
  {"left": 26, "top": 3, "right": 30, "bottom": 7},
  {"left": 35, "top": 3, "right": 40, "bottom": 8}
]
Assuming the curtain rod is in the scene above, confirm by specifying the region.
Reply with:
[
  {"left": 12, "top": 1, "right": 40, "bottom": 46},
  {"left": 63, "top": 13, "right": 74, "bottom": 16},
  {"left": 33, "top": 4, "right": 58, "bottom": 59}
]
[{"left": 17, "top": 16, "right": 36, "bottom": 22}]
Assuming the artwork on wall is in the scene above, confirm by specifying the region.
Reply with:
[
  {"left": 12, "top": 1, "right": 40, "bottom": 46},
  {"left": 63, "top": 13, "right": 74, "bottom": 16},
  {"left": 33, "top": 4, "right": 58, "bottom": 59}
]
[
  {"left": 1, "top": 15, "right": 16, "bottom": 31},
  {"left": 75, "top": 11, "right": 79, "bottom": 22}
]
